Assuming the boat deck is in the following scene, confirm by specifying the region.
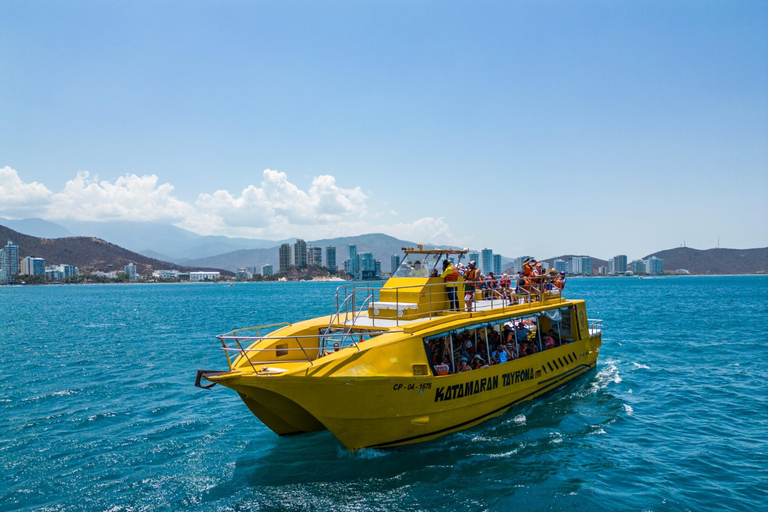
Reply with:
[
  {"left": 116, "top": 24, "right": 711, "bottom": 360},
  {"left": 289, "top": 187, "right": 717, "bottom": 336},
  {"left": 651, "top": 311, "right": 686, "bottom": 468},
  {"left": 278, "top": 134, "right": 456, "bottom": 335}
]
[{"left": 344, "top": 296, "right": 562, "bottom": 329}]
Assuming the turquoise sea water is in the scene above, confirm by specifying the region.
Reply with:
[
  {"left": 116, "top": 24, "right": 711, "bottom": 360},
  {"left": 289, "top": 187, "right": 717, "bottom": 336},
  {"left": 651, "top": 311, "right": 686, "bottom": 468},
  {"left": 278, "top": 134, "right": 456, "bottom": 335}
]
[{"left": 1, "top": 276, "right": 767, "bottom": 511}]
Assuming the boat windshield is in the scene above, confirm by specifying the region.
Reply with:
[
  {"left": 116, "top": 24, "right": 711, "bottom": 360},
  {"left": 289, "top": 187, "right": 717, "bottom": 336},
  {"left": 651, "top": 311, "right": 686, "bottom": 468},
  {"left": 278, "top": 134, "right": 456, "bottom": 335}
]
[{"left": 393, "top": 252, "right": 453, "bottom": 278}]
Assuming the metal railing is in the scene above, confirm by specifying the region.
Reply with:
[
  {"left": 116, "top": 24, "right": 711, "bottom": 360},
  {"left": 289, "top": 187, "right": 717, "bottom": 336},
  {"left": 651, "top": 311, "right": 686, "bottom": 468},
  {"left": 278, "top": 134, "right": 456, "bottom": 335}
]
[
  {"left": 216, "top": 326, "right": 393, "bottom": 372},
  {"left": 588, "top": 319, "right": 603, "bottom": 334},
  {"left": 328, "top": 279, "right": 567, "bottom": 327}
]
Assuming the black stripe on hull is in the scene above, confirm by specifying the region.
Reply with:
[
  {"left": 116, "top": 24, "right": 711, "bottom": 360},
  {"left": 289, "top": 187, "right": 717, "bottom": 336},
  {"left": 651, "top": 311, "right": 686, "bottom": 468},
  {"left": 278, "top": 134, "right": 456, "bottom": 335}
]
[{"left": 368, "top": 362, "right": 596, "bottom": 449}]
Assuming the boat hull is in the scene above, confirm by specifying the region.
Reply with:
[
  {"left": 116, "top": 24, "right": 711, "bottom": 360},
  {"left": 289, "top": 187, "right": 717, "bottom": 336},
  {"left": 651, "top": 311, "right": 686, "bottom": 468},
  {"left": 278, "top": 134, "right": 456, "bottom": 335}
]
[{"left": 218, "top": 336, "right": 600, "bottom": 450}]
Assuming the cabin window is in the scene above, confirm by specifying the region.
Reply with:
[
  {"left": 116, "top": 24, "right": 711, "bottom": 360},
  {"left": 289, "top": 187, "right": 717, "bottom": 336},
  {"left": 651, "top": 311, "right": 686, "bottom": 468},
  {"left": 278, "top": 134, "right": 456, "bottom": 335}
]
[{"left": 275, "top": 343, "right": 288, "bottom": 358}]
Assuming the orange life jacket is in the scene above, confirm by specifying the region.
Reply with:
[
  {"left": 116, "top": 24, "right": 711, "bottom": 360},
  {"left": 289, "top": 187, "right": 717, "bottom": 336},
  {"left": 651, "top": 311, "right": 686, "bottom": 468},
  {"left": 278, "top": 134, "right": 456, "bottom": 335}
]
[{"left": 434, "top": 364, "right": 450, "bottom": 376}]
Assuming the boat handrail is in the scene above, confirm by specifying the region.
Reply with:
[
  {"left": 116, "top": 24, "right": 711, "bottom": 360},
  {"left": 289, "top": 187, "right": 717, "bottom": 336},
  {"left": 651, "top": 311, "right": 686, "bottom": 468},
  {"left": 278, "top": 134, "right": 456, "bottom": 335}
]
[
  {"left": 328, "top": 279, "right": 566, "bottom": 326},
  {"left": 588, "top": 318, "right": 603, "bottom": 333},
  {"left": 216, "top": 326, "right": 398, "bottom": 371}
]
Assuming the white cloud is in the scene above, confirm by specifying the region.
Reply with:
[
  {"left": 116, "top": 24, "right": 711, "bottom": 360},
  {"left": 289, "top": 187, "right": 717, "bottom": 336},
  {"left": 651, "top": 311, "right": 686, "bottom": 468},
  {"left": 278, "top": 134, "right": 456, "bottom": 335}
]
[
  {"left": 0, "top": 166, "right": 53, "bottom": 216},
  {"left": 48, "top": 171, "right": 195, "bottom": 222},
  {"left": 380, "top": 217, "right": 455, "bottom": 244},
  {"left": 1, "top": 166, "right": 455, "bottom": 244},
  {"left": 195, "top": 169, "right": 367, "bottom": 227}
]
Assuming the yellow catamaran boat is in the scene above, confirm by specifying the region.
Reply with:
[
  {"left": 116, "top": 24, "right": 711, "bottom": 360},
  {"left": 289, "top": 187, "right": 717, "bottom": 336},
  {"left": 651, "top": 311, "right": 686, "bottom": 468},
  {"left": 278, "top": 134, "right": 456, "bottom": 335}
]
[{"left": 196, "top": 247, "right": 602, "bottom": 451}]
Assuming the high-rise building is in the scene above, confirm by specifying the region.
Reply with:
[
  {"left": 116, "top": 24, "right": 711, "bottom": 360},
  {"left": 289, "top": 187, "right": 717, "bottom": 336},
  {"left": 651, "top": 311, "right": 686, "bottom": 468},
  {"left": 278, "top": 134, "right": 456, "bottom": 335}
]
[
  {"left": 468, "top": 252, "right": 480, "bottom": 266},
  {"left": 0, "top": 240, "right": 20, "bottom": 284},
  {"left": 347, "top": 244, "right": 359, "bottom": 278},
  {"left": 391, "top": 254, "right": 401, "bottom": 274},
  {"left": 554, "top": 259, "right": 567, "bottom": 273},
  {"left": 21, "top": 256, "right": 46, "bottom": 276},
  {"left": 325, "top": 246, "right": 336, "bottom": 271},
  {"left": 278, "top": 243, "right": 291, "bottom": 273},
  {"left": 480, "top": 248, "right": 493, "bottom": 275},
  {"left": 125, "top": 263, "right": 137, "bottom": 281},
  {"left": 646, "top": 256, "right": 664, "bottom": 275},
  {"left": 294, "top": 239, "right": 307, "bottom": 268},
  {"left": 492, "top": 254, "right": 502, "bottom": 275},
  {"left": 569, "top": 257, "right": 592, "bottom": 275},
  {"left": 358, "top": 252, "right": 380, "bottom": 279},
  {"left": 609, "top": 255, "right": 628, "bottom": 275},
  {"left": 631, "top": 259, "right": 646, "bottom": 274},
  {"left": 307, "top": 246, "right": 322, "bottom": 266},
  {"left": 262, "top": 264, "right": 273, "bottom": 276}
]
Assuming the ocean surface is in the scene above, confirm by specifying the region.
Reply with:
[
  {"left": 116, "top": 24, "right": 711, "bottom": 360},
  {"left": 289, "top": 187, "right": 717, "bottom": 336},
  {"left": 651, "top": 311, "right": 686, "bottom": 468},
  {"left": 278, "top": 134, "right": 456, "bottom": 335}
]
[{"left": 1, "top": 276, "right": 766, "bottom": 511}]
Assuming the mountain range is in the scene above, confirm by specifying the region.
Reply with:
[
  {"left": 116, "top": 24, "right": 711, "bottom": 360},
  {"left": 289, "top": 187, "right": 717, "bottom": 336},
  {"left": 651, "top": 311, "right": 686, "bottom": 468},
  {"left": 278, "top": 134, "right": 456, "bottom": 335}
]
[
  {"left": 1, "top": 218, "right": 766, "bottom": 275},
  {"left": 0, "top": 225, "right": 231, "bottom": 276}
]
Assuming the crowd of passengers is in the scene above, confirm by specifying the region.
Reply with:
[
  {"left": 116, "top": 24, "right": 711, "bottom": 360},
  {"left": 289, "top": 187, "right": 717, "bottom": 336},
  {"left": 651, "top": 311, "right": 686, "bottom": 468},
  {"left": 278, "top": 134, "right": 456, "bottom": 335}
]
[
  {"left": 427, "top": 320, "right": 570, "bottom": 375},
  {"left": 459, "top": 258, "right": 566, "bottom": 298},
  {"left": 427, "top": 257, "right": 568, "bottom": 312}
]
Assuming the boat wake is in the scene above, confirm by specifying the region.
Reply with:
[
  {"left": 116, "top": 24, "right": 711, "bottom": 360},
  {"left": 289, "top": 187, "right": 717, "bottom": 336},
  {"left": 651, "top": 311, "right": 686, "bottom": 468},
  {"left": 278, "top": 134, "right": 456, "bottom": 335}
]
[{"left": 590, "top": 360, "right": 621, "bottom": 393}]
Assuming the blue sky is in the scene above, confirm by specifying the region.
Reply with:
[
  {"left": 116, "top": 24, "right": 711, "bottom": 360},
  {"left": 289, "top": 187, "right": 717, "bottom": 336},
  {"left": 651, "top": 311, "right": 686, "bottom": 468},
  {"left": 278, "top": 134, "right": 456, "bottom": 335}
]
[{"left": 1, "top": 0, "right": 766, "bottom": 261}]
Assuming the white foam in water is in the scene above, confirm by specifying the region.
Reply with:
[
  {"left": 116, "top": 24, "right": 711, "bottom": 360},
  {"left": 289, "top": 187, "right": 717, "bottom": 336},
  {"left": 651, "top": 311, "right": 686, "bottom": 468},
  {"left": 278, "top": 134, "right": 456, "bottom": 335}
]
[
  {"left": 632, "top": 362, "right": 650, "bottom": 370},
  {"left": 623, "top": 404, "right": 633, "bottom": 415},
  {"left": 353, "top": 448, "right": 389, "bottom": 459},
  {"left": 591, "top": 364, "right": 621, "bottom": 393},
  {"left": 513, "top": 414, "right": 526, "bottom": 424},
  {"left": 489, "top": 448, "right": 520, "bottom": 458}
]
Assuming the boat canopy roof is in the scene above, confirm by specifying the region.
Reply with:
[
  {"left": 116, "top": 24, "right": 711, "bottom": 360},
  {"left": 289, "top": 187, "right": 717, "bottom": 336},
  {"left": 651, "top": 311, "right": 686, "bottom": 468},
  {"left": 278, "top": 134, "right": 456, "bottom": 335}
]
[{"left": 393, "top": 247, "right": 468, "bottom": 278}]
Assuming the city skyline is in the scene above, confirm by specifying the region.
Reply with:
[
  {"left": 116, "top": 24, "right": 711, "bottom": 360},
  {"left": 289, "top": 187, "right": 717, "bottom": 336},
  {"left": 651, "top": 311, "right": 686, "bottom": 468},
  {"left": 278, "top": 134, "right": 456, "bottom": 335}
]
[{"left": 1, "top": 1, "right": 766, "bottom": 262}]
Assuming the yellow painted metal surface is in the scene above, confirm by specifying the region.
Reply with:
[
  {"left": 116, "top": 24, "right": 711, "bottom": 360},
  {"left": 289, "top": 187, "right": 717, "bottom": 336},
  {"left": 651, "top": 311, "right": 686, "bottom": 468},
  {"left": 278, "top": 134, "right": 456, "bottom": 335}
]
[{"left": 204, "top": 293, "right": 602, "bottom": 451}]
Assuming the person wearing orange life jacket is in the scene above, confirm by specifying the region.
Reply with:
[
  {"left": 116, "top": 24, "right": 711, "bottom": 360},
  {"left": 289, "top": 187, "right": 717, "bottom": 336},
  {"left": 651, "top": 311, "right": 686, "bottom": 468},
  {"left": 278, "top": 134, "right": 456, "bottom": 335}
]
[
  {"left": 463, "top": 260, "right": 479, "bottom": 311},
  {"left": 522, "top": 258, "right": 536, "bottom": 277},
  {"left": 555, "top": 271, "right": 567, "bottom": 291},
  {"left": 440, "top": 259, "right": 459, "bottom": 312}
]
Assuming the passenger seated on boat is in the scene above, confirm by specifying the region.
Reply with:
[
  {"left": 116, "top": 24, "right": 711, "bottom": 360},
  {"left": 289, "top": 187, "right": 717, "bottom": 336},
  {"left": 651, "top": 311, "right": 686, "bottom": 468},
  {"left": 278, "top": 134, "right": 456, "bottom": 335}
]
[
  {"left": 411, "top": 260, "right": 429, "bottom": 277},
  {"left": 476, "top": 345, "right": 489, "bottom": 364},
  {"left": 492, "top": 343, "right": 514, "bottom": 364},
  {"left": 515, "top": 322, "right": 529, "bottom": 343},
  {"left": 548, "top": 329, "right": 561, "bottom": 346},
  {"left": 472, "top": 355, "right": 487, "bottom": 369},
  {"left": 543, "top": 333, "right": 555, "bottom": 350},
  {"left": 333, "top": 343, "right": 341, "bottom": 352},
  {"left": 521, "top": 340, "right": 538, "bottom": 356},
  {"left": 458, "top": 357, "right": 471, "bottom": 373},
  {"left": 487, "top": 329, "right": 500, "bottom": 349}
]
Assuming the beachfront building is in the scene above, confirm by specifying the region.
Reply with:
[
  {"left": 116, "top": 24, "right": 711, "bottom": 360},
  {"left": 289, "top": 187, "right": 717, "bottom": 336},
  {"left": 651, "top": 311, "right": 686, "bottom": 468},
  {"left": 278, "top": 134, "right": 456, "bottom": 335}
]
[
  {"left": 236, "top": 267, "right": 253, "bottom": 280},
  {"left": 294, "top": 239, "right": 307, "bottom": 268},
  {"left": 279, "top": 243, "right": 291, "bottom": 273},
  {"left": 390, "top": 254, "right": 400, "bottom": 274},
  {"left": 609, "top": 255, "right": 628, "bottom": 275},
  {"left": 262, "top": 264, "right": 273, "bottom": 277},
  {"left": 153, "top": 269, "right": 181, "bottom": 280},
  {"left": 492, "top": 254, "right": 502, "bottom": 275},
  {"left": 631, "top": 260, "right": 646, "bottom": 274},
  {"left": 480, "top": 249, "right": 493, "bottom": 275},
  {"left": 47, "top": 264, "right": 79, "bottom": 281},
  {"left": 554, "top": 259, "right": 568, "bottom": 273},
  {"left": 325, "top": 246, "right": 336, "bottom": 271},
  {"left": 307, "top": 246, "right": 322, "bottom": 266},
  {"left": 345, "top": 245, "right": 359, "bottom": 278},
  {"left": 569, "top": 257, "right": 592, "bottom": 276},
  {"left": 189, "top": 271, "right": 220, "bottom": 282},
  {"left": 125, "top": 263, "right": 137, "bottom": 281},
  {"left": 0, "top": 240, "right": 20, "bottom": 284},
  {"left": 646, "top": 256, "right": 664, "bottom": 275},
  {"left": 468, "top": 252, "right": 480, "bottom": 267},
  {"left": 21, "top": 256, "right": 46, "bottom": 276}
]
